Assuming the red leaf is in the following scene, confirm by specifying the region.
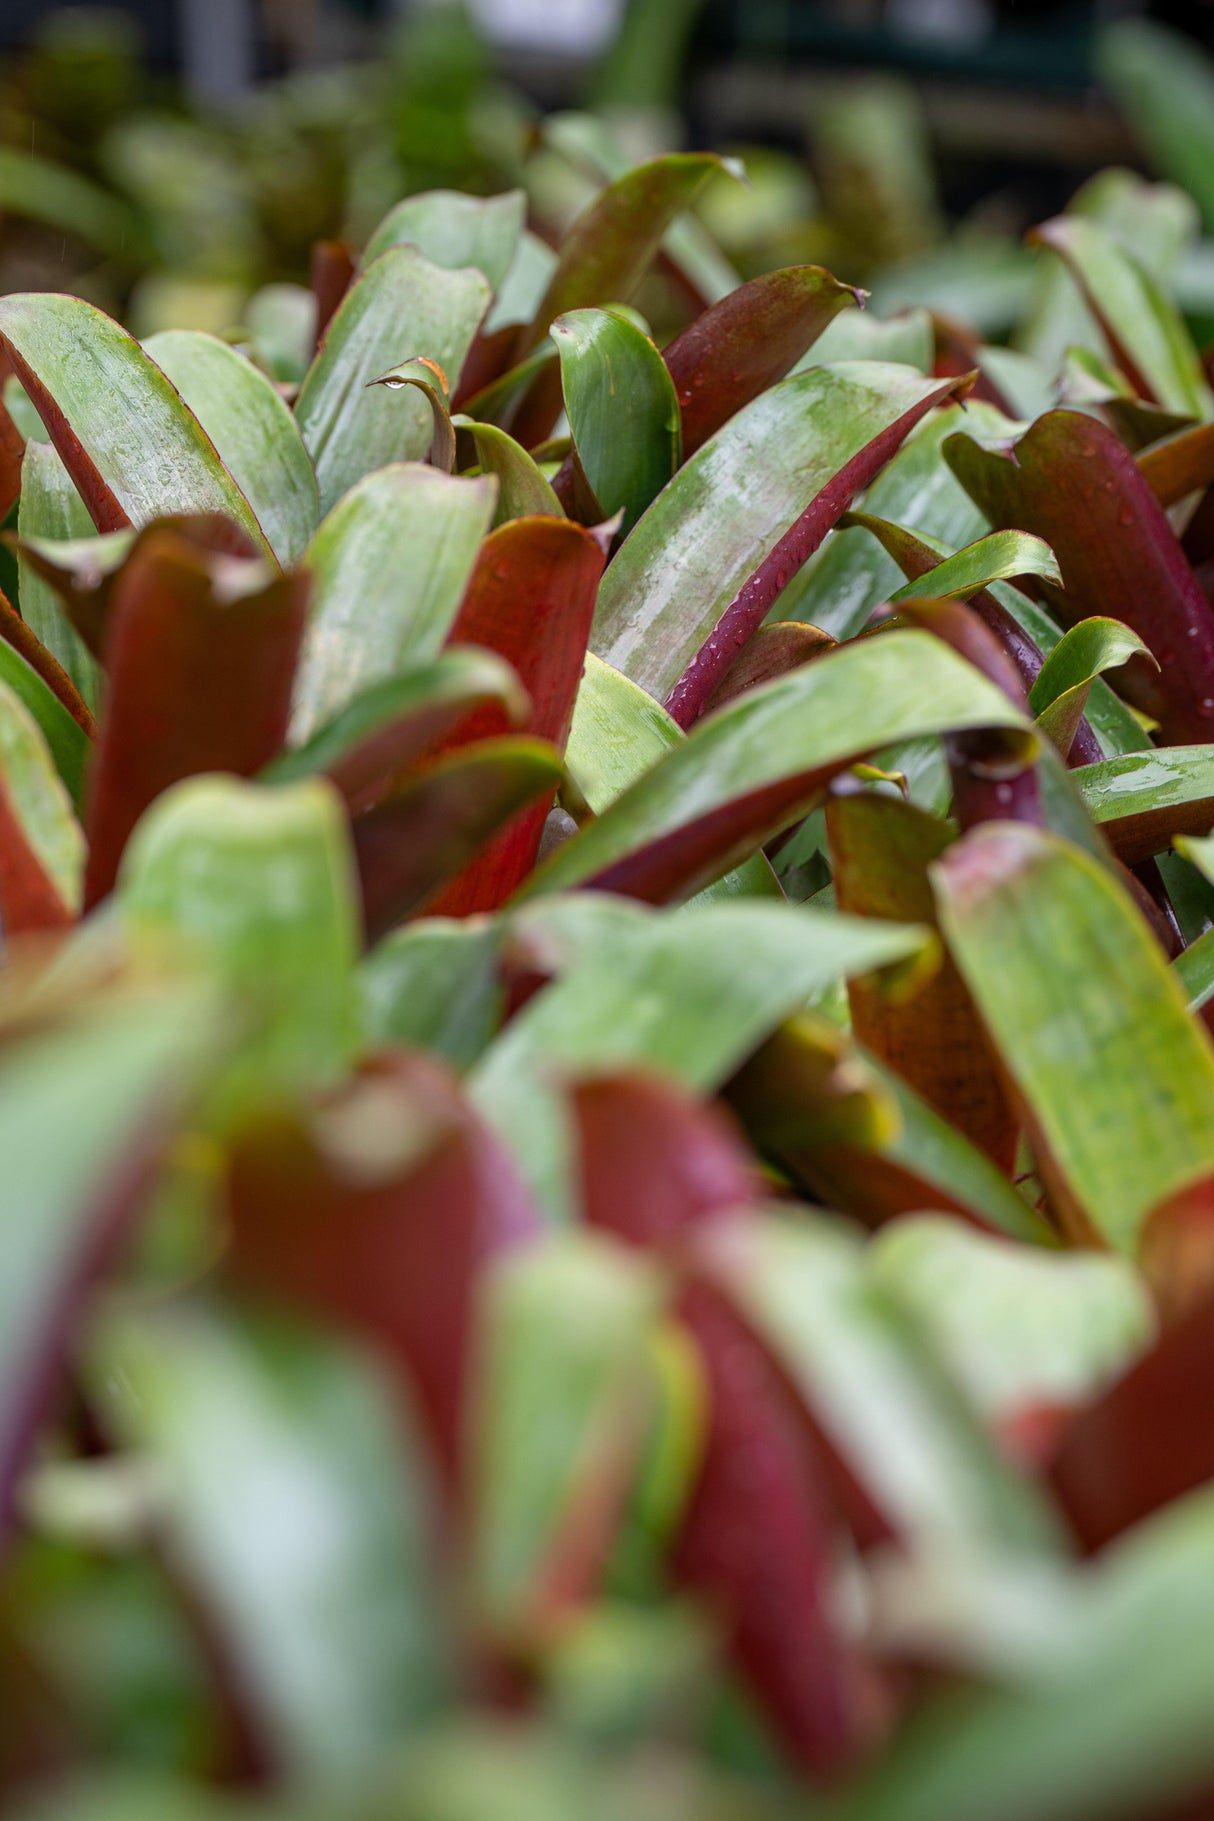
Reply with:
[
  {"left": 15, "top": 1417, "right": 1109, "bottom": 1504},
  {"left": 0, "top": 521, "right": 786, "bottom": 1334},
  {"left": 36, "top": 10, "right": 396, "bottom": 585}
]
[
  {"left": 0, "top": 773, "right": 73, "bottom": 936},
  {"left": 663, "top": 266, "right": 864, "bottom": 458},
  {"left": 83, "top": 523, "right": 307, "bottom": 906},
  {"left": 573, "top": 1071, "right": 761, "bottom": 1244},
  {"left": 426, "top": 518, "right": 605, "bottom": 914},
  {"left": 0, "top": 587, "right": 96, "bottom": 739},
  {"left": 945, "top": 410, "right": 1214, "bottom": 744},
  {"left": 672, "top": 1281, "right": 874, "bottom": 1778},
  {"left": 1048, "top": 1284, "right": 1214, "bottom": 1555},
  {"left": 664, "top": 373, "right": 971, "bottom": 728},
  {"left": 225, "top": 1050, "right": 538, "bottom": 1494},
  {"left": 702, "top": 621, "right": 835, "bottom": 714},
  {"left": 310, "top": 239, "right": 356, "bottom": 347},
  {"left": 353, "top": 736, "right": 563, "bottom": 940}
]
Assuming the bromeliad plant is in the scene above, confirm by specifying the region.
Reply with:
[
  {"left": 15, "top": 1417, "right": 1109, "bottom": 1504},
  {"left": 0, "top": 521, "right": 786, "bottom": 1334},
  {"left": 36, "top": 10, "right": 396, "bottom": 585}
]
[{"left": 9, "top": 138, "right": 1214, "bottom": 1821}]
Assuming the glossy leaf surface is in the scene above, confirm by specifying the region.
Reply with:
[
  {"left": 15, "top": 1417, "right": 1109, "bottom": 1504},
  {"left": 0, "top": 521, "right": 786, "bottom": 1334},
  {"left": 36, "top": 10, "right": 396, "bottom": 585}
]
[
  {"left": 295, "top": 248, "right": 490, "bottom": 514},
  {"left": 0, "top": 294, "right": 268, "bottom": 550},
  {"left": 143, "top": 330, "right": 319, "bottom": 566},
  {"left": 290, "top": 464, "right": 496, "bottom": 744}
]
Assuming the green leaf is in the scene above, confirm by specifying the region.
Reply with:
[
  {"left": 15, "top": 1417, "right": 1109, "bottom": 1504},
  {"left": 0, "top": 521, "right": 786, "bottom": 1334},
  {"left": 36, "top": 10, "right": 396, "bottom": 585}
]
[
  {"left": 1098, "top": 20, "right": 1214, "bottom": 236},
  {"left": 290, "top": 463, "right": 497, "bottom": 745},
  {"left": 592, "top": 363, "right": 963, "bottom": 703},
  {"left": 1030, "top": 214, "right": 1213, "bottom": 419},
  {"left": 91, "top": 1303, "right": 447, "bottom": 1786},
  {"left": 886, "top": 530, "right": 1061, "bottom": 602},
  {"left": 0, "top": 146, "right": 144, "bottom": 258},
  {"left": 359, "top": 918, "right": 504, "bottom": 1070},
  {"left": 363, "top": 187, "right": 526, "bottom": 289},
  {"left": 369, "top": 355, "right": 457, "bottom": 473},
  {"left": 118, "top": 776, "right": 361, "bottom": 1104},
  {"left": 0, "top": 678, "right": 83, "bottom": 913},
  {"left": 452, "top": 416, "right": 563, "bottom": 524},
  {"left": 15, "top": 441, "right": 103, "bottom": 712},
  {"left": 698, "top": 1212, "right": 1059, "bottom": 1555},
  {"left": 295, "top": 248, "right": 490, "bottom": 515},
  {"left": 0, "top": 618, "right": 90, "bottom": 814},
  {"left": 143, "top": 330, "right": 320, "bottom": 566},
  {"left": 1029, "top": 617, "right": 1152, "bottom": 756},
  {"left": 842, "top": 1479, "right": 1214, "bottom": 1821},
  {"left": 0, "top": 972, "right": 223, "bottom": 1534},
  {"left": 780, "top": 400, "right": 1011, "bottom": 640},
  {"left": 1075, "top": 747, "right": 1214, "bottom": 864},
  {"left": 800, "top": 306, "right": 932, "bottom": 372},
  {"left": 270, "top": 646, "right": 526, "bottom": 802},
  {"left": 471, "top": 1233, "right": 665, "bottom": 1639},
  {"left": 245, "top": 281, "right": 317, "bottom": 387},
  {"left": 534, "top": 631, "right": 1034, "bottom": 904},
  {"left": 870, "top": 1215, "right": 1154, "bottom": 1429},
  {"left": 564, "top": 653, "right": 778, "bottom": 902},
  {"left": 0, "top": 294, "right": 270, "bottom": 552},
  {"left": 553, "top": 307, "right": 681, "bottom": 535},
  {"left": 471, "top": 896, "right": 930, "bottom": 1216},
  {"left": 934, "top": 822, "right": 1214, "bottom": 1251},
  {"left": 485, "top": 231, "right": 560, "bottom": 335}
]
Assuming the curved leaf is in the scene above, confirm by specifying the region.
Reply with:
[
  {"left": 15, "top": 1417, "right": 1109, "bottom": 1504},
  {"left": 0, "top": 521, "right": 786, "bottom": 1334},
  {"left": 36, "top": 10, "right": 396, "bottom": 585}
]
[
  {"left": 269, "top": 647, "right": 526, "bottom": 812},
  {"left": 663, "top": 264, "right": 863, "bottom": 456},
  {"left": 934, "top": 821, "right": 1214, "bottom": 1250},
  {"left": 0, "top": 294, "right": 269, "bottom": 552},
  {"left": 591, "top": 363, "right": 963, "bottom": 716},
  {"left": 452, "top": 416, "right": 563, "bottom": 524},
  {"left": 471, "top": 898, "right": 929, "bottom": 1216},
  {"left": 0, "top": 679, "right": 82, "bottom": 930},
  {"left": 290, "top": 464, "right": 496, "bottom": 744},
  {"left": 143, "top": 330, "right": 320, "bottom": 566},
  {"left": 1075, "top": 747, "right": 1214, "bottom": 862},
  {"left": 1029, "top": 617, "right": 1153, "bottom": 757},
  {"left": 0, "top": 620, "right": 90, "bottom": 814},
  {"left": 15, "top": 440, "right": 103, "bottom": 711},
  {"left": 532, "top": 630, "right": 1034, "bottom": 905},
  {"left": 946, "top": 410, "right": 1214, "bottom": 744},
  {"left": 295, "top": 248, "right": 490, "bottom": 515},
  {"left": 119, "top": 776, "right": 360, "bottom": 1101},
  {"left": 85, "top": 527, "right": 308, "bottom": 906},
  {"left": 364, "top": 188, "right": 526, "bottom": 288},
  {"left": 429, "top": 516, "right": 606, "bottom": 913},
  {"left": 553, "top": 307, "right": 681, "bottom": 535},
  {"left": 353, "top": 738, "right": 564, "bottom": 942},
  {"left": 886, "top": 529, "right": 1061, "bottom": 602},
  {"left": 1030, "top": 214, "right": 1213, "bottom": 418}
]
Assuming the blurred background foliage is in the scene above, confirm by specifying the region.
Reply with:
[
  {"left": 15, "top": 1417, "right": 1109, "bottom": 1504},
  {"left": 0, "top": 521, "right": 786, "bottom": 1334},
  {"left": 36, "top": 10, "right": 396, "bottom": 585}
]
[{"left": 3, "top": 0, "right": 1214, "bottom": 348}]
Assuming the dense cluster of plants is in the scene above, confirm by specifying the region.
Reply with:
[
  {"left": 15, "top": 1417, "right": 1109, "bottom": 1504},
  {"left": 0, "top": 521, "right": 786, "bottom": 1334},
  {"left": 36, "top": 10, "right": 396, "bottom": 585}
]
[{"left": 12, "top": 30, "right": 1214, "bottom": 1821}]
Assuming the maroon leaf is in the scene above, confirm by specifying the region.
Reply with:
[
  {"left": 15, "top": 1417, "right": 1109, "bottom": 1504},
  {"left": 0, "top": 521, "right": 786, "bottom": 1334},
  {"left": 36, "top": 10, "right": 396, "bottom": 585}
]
[
  {"left": 703, "top": 621, "right": 836, "bottom": 714},
  {"left": 0, "top": 587, "right": 96, "bottom": 739},
  {"left": 83, "top": 523, "right": 308, "bottom": 907},
  {"left": 426, "top": 518, "right": 606, "bottom": 914},
  {"left": 573, "top": 1071, "right": 762, "bottom": 1244},
  {"left": 310, "top": 239, "right": 356, "bottom": 347},
  {"left": 1048, "top": 1283, "right": 1214, "bottom": 1555},
  {"left": 672, "top": 1281, "right": 875, "bottom": 1779},
  {"left": 827, "top": 790, "right": 1018, "bottom": 1171},
  {"left": 1138, "top": 419, "right": 1214, "bottom": 509},
  {"left": 570, "top": 1071, "right": 867, "bottom": 1778},
  {"left": 945, "top": 410, "right": 1214, "bottom": 744},
  {"left": 663, "top": 266, "right": 864, "bottom": 458},
  {"left": 225, "top": 1050, "right": 538, "bottom": 1494},
  {"left": 0, "top": 773, "right": 73, "bottom": 936},
  {"left": 353, "top": 736, "right": 563, "bottom": 941},
  {"left": 664, "top": 373, "right": 970, "bottom": 728}
]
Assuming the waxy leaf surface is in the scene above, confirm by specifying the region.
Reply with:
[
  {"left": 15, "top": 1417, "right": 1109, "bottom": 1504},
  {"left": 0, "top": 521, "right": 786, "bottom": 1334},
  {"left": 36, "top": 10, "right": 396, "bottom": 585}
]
[{"left": 295, "top": 248, "right": 490, "bottom": 514}]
